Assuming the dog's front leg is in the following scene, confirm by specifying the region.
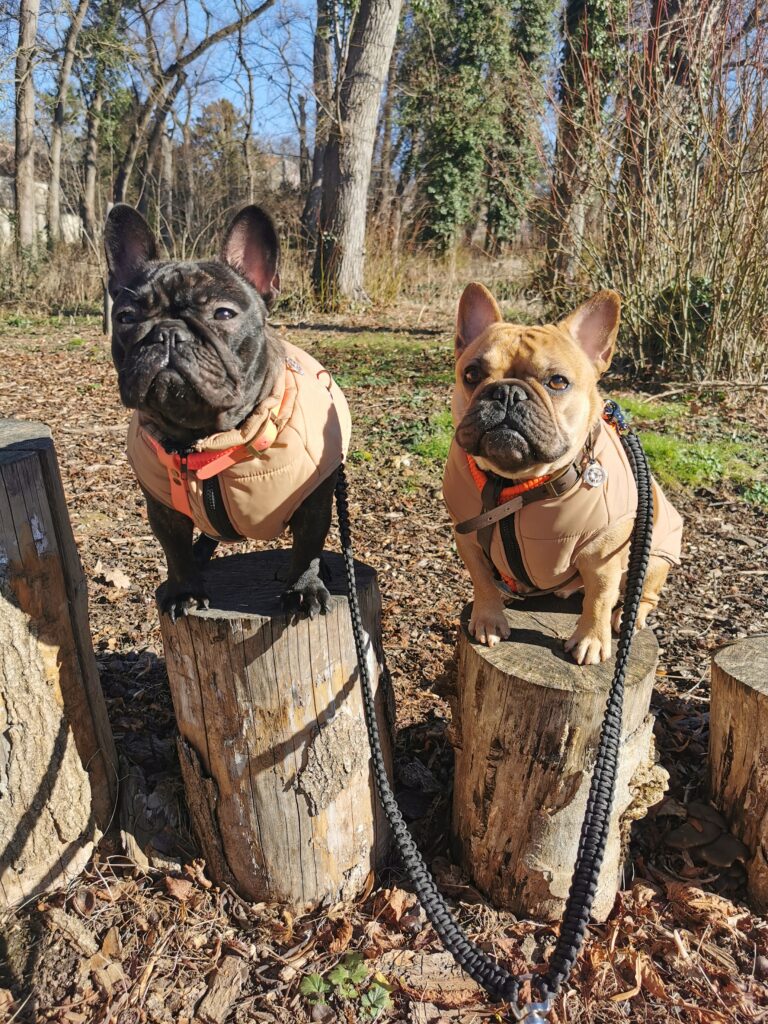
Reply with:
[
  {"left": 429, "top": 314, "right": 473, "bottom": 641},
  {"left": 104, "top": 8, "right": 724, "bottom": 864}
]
[
  {"left": 144, "top": 489, "right": 210, "bottom": 622},
  {"left": 455, "top": 531, "right": 510, "bottom": 647},
  {"left": 565, "top": 521, "right": 632, "bottom": 664},
  {"left": 281, "top": 469, "right": 338, "bottom": 619}
]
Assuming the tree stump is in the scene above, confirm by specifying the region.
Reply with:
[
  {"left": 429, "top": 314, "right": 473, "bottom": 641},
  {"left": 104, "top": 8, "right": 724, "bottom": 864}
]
[
  {"left": 450, "top": 597, "right": 666, "bottom": 923},
  {"left": 159, "top": 550, "right": 393, "bottom": 912},
  {"left": 709, "top": 637, "right": 768, "bottom": 912},
  {"left": 0, "top": 420, "right": 118, "bottom": 908}
]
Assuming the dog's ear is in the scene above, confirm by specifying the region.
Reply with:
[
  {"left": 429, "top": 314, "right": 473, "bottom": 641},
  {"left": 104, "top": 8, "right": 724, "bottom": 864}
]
[
  {"left": 104, "top": 204, "right": 158, "bottom": 296},
  {"left": 559, "top": 290, "right": 621, "bottom": 374},
  {"left": 456, "top": 283, "right": 502, "bottom": 356},
  {"left": 221, "top": 206, "right": 281, "bottom": 308}
]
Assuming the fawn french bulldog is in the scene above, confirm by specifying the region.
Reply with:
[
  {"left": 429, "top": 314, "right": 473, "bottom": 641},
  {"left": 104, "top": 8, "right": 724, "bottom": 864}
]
[
  {"left": 442, "top": 284, "right": 682, "bottom": 664},
  {"left": 105, "top": 204, "right": 350, "bottom": 622}
]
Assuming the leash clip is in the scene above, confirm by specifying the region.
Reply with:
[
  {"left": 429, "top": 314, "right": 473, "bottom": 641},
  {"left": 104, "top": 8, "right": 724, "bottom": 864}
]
[{"left": 509, "top": 996, "right": 553, "bottom": 1023}]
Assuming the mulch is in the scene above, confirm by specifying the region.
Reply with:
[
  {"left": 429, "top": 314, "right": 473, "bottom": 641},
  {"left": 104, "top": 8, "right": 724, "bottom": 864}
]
[{"left": 0, "top": 315, "right": 767, "bottom": 1024}]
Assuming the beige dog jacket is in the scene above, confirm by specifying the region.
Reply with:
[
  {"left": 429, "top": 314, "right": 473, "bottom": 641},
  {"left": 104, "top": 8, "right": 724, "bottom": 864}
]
[
  {"left": 127, "top": 341, "right": 351, "bottom": 541},
  {"left": 443, "top": 418, "right": 682, "bottom": 593}
]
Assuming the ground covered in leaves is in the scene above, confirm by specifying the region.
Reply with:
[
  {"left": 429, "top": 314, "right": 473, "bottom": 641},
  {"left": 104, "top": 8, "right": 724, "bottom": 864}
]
[{"left": 1, "top": 310, "right": 767, "bottom": 1024}]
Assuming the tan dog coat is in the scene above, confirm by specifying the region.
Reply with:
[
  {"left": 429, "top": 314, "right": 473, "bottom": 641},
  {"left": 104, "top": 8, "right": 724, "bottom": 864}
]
[
  {"left": 443, "top": 418, "right": 682, "bottom": 592},
  {"left": 127, "top": 341, "right": 351, "bottom": 541}
]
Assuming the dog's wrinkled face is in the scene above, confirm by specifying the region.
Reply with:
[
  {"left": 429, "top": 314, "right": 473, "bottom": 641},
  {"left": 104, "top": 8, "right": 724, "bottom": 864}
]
[
  {"left": 104, "top": 205, "right": 283, "bottom": 443},
  {"left": 452, "top": 284, "right": 621, "bottom": 479}
]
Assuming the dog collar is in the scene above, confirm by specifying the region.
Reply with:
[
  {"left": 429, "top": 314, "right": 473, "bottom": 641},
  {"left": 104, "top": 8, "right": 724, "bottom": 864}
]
[{"left": 456, "top": 420, "right": 602, "bottom": 537}]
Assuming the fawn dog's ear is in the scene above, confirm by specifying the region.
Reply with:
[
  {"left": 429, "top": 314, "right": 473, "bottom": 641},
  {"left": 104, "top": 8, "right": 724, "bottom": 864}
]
[
  {"left": 456, "top": 283, "right": 503, "bottom": 357},
  {"left": 559, "top": 290, "right": 621, "bottom": 374}
]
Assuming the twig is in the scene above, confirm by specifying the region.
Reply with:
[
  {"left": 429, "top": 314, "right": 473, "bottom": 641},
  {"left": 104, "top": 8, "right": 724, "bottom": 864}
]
[{"left": 645, "top": 381, "right": 768, "bottom": 401}]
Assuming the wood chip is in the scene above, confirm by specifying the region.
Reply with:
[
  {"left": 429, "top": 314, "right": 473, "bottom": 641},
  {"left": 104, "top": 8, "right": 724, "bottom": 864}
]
[{"left": 196, "top": 953, "right": 249, "bottom": 1024}]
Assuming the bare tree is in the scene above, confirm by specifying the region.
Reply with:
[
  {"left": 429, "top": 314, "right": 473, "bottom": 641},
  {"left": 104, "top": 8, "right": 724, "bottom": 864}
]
[
  {"left": 300, "top": 0, "right": 333, "bottom": 249},
  {"left": 47, "top": 0, "right": 91, "bottom": 247},
  {"left": 14, "top": 0, "right": 41, "bottom": 256},
  {"left": 113, "top": 0, "right": 278, "bottom": 203},
  {"left": 312, "top": 0, "right": 403, "bottom": 306}
]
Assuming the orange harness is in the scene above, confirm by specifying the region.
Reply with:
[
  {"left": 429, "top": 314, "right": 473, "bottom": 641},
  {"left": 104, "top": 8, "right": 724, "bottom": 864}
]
[{"left": 143, "top": 377, "right": 294, "bottom": 521}]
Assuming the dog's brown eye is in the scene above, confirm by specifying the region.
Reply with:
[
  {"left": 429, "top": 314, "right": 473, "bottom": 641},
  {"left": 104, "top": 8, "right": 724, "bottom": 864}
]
[
  {"left": 463, "top": 364, "right": 482, "bottom": 386},
  {"left": 213, "top": 307, "right": 236, "bottom": 321},
  {"left": 547, "top": 374, "right": 570, "bottom": 391}
]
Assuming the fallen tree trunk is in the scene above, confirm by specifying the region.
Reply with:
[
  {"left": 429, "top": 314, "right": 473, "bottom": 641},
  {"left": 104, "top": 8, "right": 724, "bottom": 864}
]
[{"left": 159, "top": 550, "right": 393, "bottom": 912}]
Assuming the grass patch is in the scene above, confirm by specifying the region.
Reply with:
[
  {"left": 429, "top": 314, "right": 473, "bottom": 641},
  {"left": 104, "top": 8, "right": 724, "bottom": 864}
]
[
  {"left": 613, "top": 395, "right": 687, "bottom": 423},
  {"left": 640, "top": 433, "right": 761, "bottom": 491},
  {"left": 409, "top": 409, "right": 455, "bottom": 464}
]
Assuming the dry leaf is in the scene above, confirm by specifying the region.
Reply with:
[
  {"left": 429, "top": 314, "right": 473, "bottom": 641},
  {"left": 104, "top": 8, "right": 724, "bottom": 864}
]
[
  {"left": 328, "top": 917, "right": 354, "bottom": 953},
  {"left": 164, "top": 875, "right": 194, "bottom": 902},
  {"left": 100, "top": 925, "right": 121, "bottom": 958},
  {"left": 373, "top": 886, "right": 417, "bottom": 925},
  {"left": 609, "top": 954, "right": 642, "bottom": 1002},
  {"left": 94, "top": 559, "right": 131, "bottom": 589}
]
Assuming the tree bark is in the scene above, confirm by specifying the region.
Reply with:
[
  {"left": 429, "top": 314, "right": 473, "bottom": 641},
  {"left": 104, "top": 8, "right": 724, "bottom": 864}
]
[
  {"left": 312, "top": 0, "right": 403, "bottom": 307},
  {"left": 158, "top": 550, "right": 393, "bottom": 912},
  {"left": 14, "top": 0, "right": 41, "bottom": 257},
  {"left": 301, "top": 0, "right": 334, "bottom": 250},
  {"left": 81, "top": 86, "right": 103, "bottom": 246},
  {"left": 450, "top": 599, "right": 666, "bottom": 922},
  {"left": 709, "top": 637, "right": 768, "bottom": 912},
  {"left": 159, "top": 129, "right": 174, "bottom": 252},
  {"left": 47, "top": 0, "right": 91, "bottom": 248},
  {"left": 0, "top": 421, "right": 118, "bottom": 908},
  {"left": 298, "top": 94, "right": 311, "bottom": 192}
]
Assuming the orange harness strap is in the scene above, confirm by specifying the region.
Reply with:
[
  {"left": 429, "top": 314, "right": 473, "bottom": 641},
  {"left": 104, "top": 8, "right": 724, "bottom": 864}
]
[{"left": 145, "top": 371, "right": 295, "bottom": 520}]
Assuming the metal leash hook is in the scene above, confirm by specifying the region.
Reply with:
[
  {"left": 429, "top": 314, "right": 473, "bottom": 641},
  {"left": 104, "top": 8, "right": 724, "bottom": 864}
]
[{"left": 508, "top": 999, "right": 553, "bottom": 1023}]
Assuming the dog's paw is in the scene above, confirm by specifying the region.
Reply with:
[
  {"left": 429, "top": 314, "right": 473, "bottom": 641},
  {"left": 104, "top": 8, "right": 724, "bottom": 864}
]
[
  {"left": 470, "top": 603, "right": 510, "bottom": 647},
  {"left": 564, "top": 625, "right": 611, "bottom": 665},
  {"left": 281, "top": 575, "right": 332, "bottom": 620},
  {"left": 160, "top": 580, "right": 210, "bottom": 623}
]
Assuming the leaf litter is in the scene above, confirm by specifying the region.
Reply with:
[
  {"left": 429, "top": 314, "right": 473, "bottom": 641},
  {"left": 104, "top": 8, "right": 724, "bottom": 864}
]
[{"left": 0, "top": 317, "right": 767, "bottom": 1023}]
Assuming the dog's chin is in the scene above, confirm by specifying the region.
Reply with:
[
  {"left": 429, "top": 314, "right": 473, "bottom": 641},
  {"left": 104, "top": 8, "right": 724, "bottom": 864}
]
[{"left": 463, "top": 426, "right": 570, "bottom": 480}]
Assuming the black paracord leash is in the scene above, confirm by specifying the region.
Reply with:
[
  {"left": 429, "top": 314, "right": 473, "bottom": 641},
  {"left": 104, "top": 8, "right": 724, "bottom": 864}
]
[{"left": 334, "top": 402, "right": 654, "bottom": 1022}]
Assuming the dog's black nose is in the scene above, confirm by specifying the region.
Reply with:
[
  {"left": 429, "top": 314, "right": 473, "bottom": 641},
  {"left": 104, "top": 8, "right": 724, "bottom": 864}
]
[
  {"left": 155, "top": 321, "right": 189, "bottom": 347},
  {"left": 491, "top": 382, "right": 527, "bottom": 405}
]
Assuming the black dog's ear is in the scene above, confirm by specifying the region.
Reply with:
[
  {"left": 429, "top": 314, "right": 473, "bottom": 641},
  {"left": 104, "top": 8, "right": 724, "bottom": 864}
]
[
  {"left": 104, "top": 204, "right": 158, "bottom": 296},
  {"left": 221, "top": 206, "right": 281, "bottom": 308}
]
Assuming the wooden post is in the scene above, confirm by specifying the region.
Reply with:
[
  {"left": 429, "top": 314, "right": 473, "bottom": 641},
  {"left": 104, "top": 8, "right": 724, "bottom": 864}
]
[
  {"left": 709, "top": 637, "right": 768, "bottom": 912},
  {"left": 450, "top": 598, "right": 665, "bottom": 923},
  {"left": 0, "top": 420, "right": 118, "bottom": 908},
  {"left": 159, "top": 550, "right": 393, "bottom": 913}
]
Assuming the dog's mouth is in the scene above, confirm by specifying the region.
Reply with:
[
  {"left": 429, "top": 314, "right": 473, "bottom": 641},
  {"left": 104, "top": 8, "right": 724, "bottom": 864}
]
[
  {"left": 119, "top": 317, "right": 243, "bottom": 421},
  {"left": 455, "top": 379, "right": 568, "bottom": 473}
]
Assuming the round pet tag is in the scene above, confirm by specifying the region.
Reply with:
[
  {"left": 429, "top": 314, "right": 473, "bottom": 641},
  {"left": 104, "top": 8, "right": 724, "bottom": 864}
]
[{"left": 583, "top": 459, "right": 608, "bottom": 488}]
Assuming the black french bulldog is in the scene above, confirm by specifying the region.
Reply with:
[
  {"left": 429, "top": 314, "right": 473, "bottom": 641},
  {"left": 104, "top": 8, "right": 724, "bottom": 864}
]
[{"left": 104, "top": 204, "right": 346, "bottom": 622}]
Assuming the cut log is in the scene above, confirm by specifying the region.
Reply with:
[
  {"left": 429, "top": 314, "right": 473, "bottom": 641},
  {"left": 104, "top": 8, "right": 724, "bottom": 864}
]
[
  {"left": 709, "top": 637, "right": 768, "bottom": 912},
  {"left": 450, "top": 597, "right": 665, "bottom": 923},
  {"left": 159, "top": 549, "right": 392, "bottom": 912},
  {"left": 0, "top": 420, "right": 118, "bottom": 908}
]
